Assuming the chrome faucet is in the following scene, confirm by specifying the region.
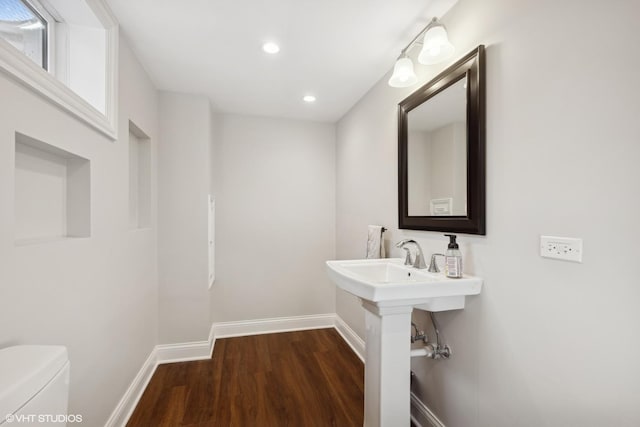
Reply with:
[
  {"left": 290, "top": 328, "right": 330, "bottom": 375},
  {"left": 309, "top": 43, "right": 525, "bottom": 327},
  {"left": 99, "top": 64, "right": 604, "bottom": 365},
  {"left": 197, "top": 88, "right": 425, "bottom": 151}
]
[{"left": 395, "top": 239, "right": 427, "bottom": 269}]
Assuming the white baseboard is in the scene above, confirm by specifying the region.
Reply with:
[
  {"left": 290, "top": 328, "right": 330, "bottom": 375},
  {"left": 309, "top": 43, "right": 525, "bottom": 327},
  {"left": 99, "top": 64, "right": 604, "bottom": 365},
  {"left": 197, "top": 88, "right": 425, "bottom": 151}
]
[
  {"left": 104, "top": 349, "right": 158, "bottom": 427},
  {"left": 333, "top": 315, "right": 365, "bottom": 362},
  {"left": 155, "top": 340, "right": 212, "bottom": 364},
  {"left": 211, "top": 313, "right": 336, "bottom": 338},
  {"left": 212, "top": 313, "right": 365, "bottom": 362},
  {"left": 410, "top": 392, "right": 446, "bottom": 427}
]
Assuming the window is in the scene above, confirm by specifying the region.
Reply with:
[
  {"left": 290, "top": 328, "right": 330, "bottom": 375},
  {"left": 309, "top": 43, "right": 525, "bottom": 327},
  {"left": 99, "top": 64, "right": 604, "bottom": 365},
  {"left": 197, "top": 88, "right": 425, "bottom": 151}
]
[
  {"left": 0, "top": 0, "right": 118, "bottom": 139},
  {"left": 0, "top": 0, "right": 49, "bottom": 69}
]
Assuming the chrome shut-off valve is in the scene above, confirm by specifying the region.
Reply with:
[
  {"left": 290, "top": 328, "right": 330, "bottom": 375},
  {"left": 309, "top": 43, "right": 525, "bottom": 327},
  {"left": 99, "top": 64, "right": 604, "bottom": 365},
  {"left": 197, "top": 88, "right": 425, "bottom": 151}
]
[{"left": 430, "top": 343, "right": 452, "bottom": 359}]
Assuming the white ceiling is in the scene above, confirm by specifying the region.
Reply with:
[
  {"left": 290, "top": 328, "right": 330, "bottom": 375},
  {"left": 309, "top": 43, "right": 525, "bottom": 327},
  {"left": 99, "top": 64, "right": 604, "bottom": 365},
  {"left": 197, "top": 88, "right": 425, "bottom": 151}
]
[{"left": 106, "top": 0, "right": 456, "bottom": 123}]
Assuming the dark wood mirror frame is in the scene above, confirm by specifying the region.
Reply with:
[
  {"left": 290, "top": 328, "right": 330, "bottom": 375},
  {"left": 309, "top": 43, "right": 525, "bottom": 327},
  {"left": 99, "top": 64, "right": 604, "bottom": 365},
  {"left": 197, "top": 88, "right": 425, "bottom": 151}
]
[{"left": 398, "top": 45, "right": 485, "bottom": 235}]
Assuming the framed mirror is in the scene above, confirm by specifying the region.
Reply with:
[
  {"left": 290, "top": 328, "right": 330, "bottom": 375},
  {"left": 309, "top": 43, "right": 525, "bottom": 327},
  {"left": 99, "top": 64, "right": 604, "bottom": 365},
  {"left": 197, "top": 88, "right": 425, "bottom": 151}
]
[{"left": 398, "top": 45, "right": 485, "bottom": 235}]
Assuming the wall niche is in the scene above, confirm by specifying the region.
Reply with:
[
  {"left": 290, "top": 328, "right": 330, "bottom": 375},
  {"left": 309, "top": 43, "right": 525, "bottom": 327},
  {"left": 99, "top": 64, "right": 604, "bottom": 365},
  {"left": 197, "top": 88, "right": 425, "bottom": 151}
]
[
  {"left": 14, "top": 132, "right": 91, "bottom": 245},
  {"left": 128, "top": 121, "right": 151, "bottom": 229}
]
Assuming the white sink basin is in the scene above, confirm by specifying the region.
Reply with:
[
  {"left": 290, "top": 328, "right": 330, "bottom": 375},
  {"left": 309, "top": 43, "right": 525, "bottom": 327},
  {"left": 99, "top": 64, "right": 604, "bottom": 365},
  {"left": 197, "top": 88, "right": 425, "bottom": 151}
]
[
  {"left": 326, "top": 258, "right": 482, "bottom": 310},
  {"left": 326, "top": 258, "right": 483, "bottom": 426}
]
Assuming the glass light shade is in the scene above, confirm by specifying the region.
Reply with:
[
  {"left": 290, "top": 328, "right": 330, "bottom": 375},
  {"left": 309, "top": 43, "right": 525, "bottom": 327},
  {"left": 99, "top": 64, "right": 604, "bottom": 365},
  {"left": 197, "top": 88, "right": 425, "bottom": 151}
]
[
  {"left": 418, "top": 24, "right": 454, "bottom": 65},
  {"left": 388, "top": 57, "right": 418, "bottom": 87},
  {"left": 262, "top": 42, "right": 280, "bottom": 54}
]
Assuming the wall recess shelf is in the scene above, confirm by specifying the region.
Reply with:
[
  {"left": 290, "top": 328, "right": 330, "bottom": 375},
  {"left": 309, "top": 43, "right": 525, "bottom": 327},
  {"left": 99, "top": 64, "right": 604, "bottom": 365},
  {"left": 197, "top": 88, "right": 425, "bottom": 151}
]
[
  {"left": 128, "top": 121, "right": 151, "bottom": 229},
  {"left": 14, "top": 132, "right": 91, "bottom": 245}
]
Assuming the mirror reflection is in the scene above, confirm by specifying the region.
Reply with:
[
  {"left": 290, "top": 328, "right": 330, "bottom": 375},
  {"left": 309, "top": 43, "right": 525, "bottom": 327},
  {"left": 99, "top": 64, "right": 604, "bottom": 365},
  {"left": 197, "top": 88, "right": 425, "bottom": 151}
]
[{"left": 407, "top": 77, "right": 467, "bottom": 216}]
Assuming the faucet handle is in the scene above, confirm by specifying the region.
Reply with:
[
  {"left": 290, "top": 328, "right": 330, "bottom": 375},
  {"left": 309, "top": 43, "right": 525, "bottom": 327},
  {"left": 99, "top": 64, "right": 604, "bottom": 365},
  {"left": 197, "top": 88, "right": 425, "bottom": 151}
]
[
  {"left": 401, "top": 247, "right": 413, "bottom": 266},
  {"left": 428, "top": 253, "right": 445, "bottom": 273},
  {"left": 428, "top": 254, "right": 444, "bottom": 273}
]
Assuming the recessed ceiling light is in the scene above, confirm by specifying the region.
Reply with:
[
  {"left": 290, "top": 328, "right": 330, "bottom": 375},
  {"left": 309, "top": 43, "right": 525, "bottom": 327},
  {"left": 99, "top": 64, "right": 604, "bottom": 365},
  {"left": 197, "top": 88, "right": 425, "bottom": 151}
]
[
  {"left": 262, "top": 42, "right": 280, "bottom": 54},
  {"left": 303, "top": 95, "right": 316, "bottom": 103}
]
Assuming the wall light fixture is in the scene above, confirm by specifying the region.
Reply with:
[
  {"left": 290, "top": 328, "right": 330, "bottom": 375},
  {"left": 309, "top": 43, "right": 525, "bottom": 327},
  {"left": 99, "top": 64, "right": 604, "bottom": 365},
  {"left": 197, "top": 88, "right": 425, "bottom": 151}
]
[{"left": 388, "top": 17, "right": 455, "bottom": 88}]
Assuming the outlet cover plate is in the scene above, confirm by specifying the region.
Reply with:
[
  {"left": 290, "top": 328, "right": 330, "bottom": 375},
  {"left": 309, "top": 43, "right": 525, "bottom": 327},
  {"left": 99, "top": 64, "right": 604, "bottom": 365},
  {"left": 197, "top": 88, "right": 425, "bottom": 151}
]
[{"left": 540, "top": 236, "right": 583, "bottom": 262}]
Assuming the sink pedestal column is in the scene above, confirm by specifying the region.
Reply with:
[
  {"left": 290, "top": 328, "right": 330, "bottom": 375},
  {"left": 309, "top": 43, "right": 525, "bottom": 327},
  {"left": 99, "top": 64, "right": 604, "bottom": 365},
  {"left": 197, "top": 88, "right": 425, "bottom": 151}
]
[{"left": 361, "top": 300, "right": 412, "bottom": 427}]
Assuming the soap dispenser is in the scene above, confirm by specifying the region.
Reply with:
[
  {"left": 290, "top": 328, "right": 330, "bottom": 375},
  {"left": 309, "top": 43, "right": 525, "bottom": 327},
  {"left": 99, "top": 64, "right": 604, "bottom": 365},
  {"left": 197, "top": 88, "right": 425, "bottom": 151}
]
[{"left": 444, "top": 234, "right": 463, "bottom": 278}]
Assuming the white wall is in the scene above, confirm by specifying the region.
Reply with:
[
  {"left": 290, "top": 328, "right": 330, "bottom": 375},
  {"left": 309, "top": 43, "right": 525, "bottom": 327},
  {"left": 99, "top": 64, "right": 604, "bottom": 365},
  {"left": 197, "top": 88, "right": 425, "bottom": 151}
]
[
  {"left": 157, "top": 92, "right": 212, "bottom": 343},
  {"left": 336, "top": 0, "right": 640, "bottom": 425},
  {"left": 14, "top": 141, "right": 73, "bottom": 241},
  {"left": 336, "top": 75, "right": 399, "bottom": 336},
  {"left": 210, "top": 114, "right": 336, "bottom": 322},
  {"left": 0, "top": 37, "right": 159, "bottom": 426}
]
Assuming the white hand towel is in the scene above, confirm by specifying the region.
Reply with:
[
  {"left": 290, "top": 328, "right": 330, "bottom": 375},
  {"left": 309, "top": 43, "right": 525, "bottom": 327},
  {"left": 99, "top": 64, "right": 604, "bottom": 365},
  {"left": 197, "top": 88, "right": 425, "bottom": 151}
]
[{"left": 366, "top": 225, "right": 386, "bottom": 259}]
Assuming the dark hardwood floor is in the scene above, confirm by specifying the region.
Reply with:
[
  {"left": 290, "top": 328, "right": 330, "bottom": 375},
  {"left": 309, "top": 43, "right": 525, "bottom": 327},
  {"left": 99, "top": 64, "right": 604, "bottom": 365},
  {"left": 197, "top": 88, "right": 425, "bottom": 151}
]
[{"left": 127, "top": 328, "right": 364, "bottom": 426}]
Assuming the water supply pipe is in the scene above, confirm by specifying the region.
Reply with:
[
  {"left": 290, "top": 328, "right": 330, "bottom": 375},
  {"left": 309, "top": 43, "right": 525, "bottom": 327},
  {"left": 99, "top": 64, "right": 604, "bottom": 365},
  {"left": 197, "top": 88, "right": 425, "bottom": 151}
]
[{"left": 410, "top": 346, "right": 434, "bottom": 358}]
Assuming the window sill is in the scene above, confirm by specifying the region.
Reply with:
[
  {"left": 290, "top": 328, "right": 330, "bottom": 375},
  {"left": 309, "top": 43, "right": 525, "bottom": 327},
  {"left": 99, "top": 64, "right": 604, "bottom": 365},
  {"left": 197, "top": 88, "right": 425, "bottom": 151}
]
[{"left": 0, "top": 15, "right": 118, "bottom": 140}]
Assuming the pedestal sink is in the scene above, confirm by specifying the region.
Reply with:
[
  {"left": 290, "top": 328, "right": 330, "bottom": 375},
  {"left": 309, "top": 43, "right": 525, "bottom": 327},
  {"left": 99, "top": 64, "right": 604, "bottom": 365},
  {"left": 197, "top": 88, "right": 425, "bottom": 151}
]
[{"left": 326, "top": 258, "right": 482, "bottom": 427}]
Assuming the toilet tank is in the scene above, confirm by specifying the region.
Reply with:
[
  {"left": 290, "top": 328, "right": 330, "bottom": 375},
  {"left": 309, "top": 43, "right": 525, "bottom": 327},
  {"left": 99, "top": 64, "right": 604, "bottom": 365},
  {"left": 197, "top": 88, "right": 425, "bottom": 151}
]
[{"left": 0, "top": 346, "right": 70, "bottom": 427}]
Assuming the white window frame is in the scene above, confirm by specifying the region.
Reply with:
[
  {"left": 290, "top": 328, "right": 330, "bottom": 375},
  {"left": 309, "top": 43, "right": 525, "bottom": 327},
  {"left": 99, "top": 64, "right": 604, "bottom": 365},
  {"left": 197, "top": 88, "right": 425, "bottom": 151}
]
[
  {"left": 21, "top": 0, "right": 56, "bottom": 72},
  {"left": 0, "top": 0, "right": 118, "bottom": 140}
]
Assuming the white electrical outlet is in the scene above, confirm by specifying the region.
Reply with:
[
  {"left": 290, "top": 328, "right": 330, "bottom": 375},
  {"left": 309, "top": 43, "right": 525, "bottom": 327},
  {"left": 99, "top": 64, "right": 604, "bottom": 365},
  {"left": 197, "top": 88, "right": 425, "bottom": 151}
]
[{"left": 540, "top": 236, "right": 583, "bottom": 262}]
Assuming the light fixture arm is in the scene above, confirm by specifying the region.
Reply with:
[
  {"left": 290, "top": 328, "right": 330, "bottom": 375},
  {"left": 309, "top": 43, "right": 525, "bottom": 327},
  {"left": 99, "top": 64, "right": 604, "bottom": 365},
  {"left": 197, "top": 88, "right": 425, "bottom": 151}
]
[
  {"left": 388, "top": 17, "right": 453, "bottom": 88},
  {"left": 397, "top": 17, "right": 439, "bottom": 57}
]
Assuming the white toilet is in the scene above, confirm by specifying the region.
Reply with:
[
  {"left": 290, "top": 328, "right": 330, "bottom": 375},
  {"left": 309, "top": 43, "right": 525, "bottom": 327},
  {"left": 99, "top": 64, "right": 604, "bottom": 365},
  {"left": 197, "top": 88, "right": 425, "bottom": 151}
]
[{"left": 0, "top": 346, "right": 70, "bottom": 427}]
